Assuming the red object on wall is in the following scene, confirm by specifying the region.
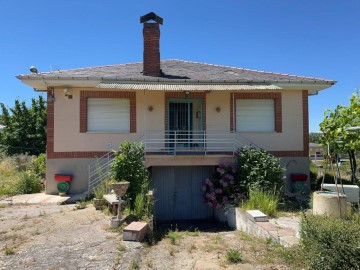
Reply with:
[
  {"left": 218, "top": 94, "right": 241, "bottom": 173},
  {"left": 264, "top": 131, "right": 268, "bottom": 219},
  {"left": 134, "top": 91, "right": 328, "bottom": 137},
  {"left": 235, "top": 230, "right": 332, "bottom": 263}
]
[
  {"left": 54, "top": 174, "right": 73, "bottom": 182},
  {"left": 291, "top": 174, "right": 307, "bottom": 182}
]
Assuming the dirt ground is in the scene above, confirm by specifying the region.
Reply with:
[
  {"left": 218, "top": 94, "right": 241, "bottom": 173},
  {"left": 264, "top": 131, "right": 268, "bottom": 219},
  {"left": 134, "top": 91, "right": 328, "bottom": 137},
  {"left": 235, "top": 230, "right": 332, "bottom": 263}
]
[{"left": 0, "top": 203, "right": 297, "bottom": 270}]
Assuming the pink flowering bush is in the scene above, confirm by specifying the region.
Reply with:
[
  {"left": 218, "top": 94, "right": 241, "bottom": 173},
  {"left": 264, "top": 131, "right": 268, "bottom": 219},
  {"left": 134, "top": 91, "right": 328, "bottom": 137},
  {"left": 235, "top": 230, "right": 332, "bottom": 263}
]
[{"left": 201, "top": 164, "right": 245, "bottom": 209}]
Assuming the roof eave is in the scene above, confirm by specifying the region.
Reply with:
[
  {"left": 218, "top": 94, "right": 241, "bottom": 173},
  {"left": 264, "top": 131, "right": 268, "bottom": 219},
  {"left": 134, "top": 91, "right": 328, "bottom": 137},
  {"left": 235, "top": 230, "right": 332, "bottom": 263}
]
[{"left": 17, "top": 75, "right": 336, "bottom": 93}]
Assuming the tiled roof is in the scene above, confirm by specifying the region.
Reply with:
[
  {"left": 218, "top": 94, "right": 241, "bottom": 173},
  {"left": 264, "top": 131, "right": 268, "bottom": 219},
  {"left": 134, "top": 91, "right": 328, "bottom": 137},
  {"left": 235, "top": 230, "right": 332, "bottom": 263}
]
[{"left": 18, "top": 59, "right": 335, "bottom": 84}]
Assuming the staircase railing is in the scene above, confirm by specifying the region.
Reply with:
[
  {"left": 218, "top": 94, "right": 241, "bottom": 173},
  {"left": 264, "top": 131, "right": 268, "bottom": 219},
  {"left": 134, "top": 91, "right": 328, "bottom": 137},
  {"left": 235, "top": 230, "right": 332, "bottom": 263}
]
[{"left": 88, "top": 151, "right": 115, "bottom": 195}]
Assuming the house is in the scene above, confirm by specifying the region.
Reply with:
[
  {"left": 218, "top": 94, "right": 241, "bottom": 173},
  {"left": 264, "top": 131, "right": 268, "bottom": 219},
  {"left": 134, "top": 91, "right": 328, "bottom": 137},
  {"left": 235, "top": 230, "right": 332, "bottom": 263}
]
[
  {"left": 17, "top": 12, "right": 335, "bottom": 221},
  {"left": 309, "top": 142, "right": 325, "bottom": 160}
]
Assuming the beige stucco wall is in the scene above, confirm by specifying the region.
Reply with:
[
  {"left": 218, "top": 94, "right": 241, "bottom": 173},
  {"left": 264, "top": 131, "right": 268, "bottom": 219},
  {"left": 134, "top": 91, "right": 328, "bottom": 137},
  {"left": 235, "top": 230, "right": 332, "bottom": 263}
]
[
  {"left": 53, "top": 88, "right": 304, "bottom": 152},
  {"left": 237, "top": 91, "right": 304, "bottom": 151},
  {"left": 46, "top": 158, "right": 96, "bottom": 194},
  {"left": 54, "top": 88, "right": 166, "bottom": 151}
]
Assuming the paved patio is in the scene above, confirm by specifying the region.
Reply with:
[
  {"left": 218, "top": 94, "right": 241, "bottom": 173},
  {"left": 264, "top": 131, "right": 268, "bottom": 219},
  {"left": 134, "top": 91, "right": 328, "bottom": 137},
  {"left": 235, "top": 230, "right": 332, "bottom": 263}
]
[{"left": 0, "top": 193, "right": 85, "bottom": 205}]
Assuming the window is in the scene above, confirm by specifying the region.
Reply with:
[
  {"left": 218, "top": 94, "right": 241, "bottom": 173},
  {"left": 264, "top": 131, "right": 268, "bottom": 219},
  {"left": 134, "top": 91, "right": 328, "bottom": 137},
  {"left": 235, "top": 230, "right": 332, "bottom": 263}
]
[
  {"left": 87, "top": 98, "right": 130, "bottom": 132},
  {"left": 236, "top": 99, "right": 274, "bottom": 132},
  {"left": 80, "top": 91, "right": 136, "bottom": 133}
]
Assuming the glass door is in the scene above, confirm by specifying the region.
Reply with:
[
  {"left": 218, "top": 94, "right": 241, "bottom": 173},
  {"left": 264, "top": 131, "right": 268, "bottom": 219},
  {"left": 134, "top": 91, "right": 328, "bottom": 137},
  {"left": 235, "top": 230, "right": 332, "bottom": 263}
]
[{"left": 168, "top": 99, "right": 203, "bottom": 152}]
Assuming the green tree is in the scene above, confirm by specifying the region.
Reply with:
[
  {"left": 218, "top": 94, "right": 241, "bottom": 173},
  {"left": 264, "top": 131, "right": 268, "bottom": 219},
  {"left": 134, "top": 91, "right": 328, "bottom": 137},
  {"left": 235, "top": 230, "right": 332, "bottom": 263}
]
[
  {"left": 319, "top": 92, "right": 360, "bottom": 183},
  {"left": 0, "top": 96, "right": 47, "bottom": 156},
  {"left": 309, "top": 132, "right": 321, "bottom": 143}
]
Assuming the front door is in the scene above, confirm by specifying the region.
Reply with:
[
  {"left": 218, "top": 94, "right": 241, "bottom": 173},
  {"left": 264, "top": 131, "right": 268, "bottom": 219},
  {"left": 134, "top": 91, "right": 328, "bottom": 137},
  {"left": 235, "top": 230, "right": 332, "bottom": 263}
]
[{"left": 168, "top": 99, "right": 203, "bottom": 151}]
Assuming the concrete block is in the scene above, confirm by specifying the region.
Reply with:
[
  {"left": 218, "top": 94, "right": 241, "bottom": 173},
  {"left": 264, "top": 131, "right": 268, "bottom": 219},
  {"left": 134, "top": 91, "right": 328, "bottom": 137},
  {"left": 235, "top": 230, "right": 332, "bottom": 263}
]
[
  {"left": 322, "top": 184, "right": 359, "bottom": 203},
  {"left": 123, "top": 222, "right": 148, "bottom": 242},
  {"left": 246, "top": 210, "right": 268, "bottom": 222}
]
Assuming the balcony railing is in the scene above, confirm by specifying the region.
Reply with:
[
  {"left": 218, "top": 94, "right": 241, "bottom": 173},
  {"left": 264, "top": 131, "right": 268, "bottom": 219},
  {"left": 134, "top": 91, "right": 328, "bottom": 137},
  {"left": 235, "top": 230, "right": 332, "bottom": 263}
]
[{"left": 140, "top": 130, "right": 260, "bottom": 156}]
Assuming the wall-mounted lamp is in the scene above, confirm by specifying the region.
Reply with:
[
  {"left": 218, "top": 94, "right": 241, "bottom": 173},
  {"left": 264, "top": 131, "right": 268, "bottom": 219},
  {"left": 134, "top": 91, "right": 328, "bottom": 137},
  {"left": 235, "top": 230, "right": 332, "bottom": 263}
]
[
  {"left": 64, "top": 88, "right": 73, "bottom": 99},
  {"left": 215, "top": 106, "right": 221, "bottom": 113},
  {"left": 148, "top": 105, "right": 154, "bottom": 112},
  {"left": 184, "top": 91, "right": 190, "bottom": 97},
  {"left": 48, "top": 95, "right": 55, "bottom": 103}
]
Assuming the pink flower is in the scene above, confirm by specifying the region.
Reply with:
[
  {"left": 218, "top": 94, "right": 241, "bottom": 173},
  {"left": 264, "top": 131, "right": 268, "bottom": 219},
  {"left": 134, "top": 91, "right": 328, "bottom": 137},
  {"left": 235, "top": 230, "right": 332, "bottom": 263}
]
[{"left": 215, "top": 188, "right": 223, "bottom": 194}]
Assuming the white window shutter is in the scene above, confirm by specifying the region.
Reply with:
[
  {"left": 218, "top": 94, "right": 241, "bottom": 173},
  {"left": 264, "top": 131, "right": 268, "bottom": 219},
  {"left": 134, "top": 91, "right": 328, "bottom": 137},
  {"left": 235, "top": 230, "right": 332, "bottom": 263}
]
[
  {"left": 87, "top": 98, "right": 130, "bottom": 132},
  {"left": 236, "top": 99, "right": 275, "bottom": 132}
]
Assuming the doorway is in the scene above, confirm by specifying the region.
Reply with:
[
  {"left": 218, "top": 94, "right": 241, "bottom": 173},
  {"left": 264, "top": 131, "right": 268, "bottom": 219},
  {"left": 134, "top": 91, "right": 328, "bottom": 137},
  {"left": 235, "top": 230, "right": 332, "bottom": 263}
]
[{"left": 168, "top": 99, "right": 203, "bottom": 151}]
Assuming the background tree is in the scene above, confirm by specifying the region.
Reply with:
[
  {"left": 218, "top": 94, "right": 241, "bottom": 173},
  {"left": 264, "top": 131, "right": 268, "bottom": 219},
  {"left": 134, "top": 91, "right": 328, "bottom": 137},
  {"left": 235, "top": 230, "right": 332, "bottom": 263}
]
[
  {"left": 309, "top": 132, "right": 322, "bottom": 144},
  {"left": 319, "top": 92, "right": 360, "bottom": 183},
  {"left": 0, "top": 96, "right": 47, "bottom": 156}
]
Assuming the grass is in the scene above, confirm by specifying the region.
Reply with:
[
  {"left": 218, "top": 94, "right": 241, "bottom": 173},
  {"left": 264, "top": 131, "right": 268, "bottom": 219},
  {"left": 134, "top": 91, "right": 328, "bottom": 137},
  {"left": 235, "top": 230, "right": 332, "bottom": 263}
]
[
  {"left": 129, "top": 259, "right": 140, "bottom": 270},
  {"left": 73, "top": 199, "right": 92, "bottom": 210},
  {"left": 3, "top": 246, "right": 15, "bottom": 255},
  {"left": 241, "top": 188, "right": 279, "bottom": 217},
  {"left": 183, "top": 228, "right": 200, "bottom": 237},
  {"left": 0, "top": 157, "right": 21, "bottom": 196},
  {"left": 225, "top": 249, "right": 243, "bottom": 263},
  {"left": 167, "top": 229, "right": 182, "bottom": 245}
]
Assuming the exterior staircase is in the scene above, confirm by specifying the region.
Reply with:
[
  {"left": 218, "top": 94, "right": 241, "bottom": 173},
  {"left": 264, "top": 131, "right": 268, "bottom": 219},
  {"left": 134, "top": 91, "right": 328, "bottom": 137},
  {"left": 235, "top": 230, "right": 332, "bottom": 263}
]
[{"left": 87, "top": 151, "right": 115, "bottom": 195}]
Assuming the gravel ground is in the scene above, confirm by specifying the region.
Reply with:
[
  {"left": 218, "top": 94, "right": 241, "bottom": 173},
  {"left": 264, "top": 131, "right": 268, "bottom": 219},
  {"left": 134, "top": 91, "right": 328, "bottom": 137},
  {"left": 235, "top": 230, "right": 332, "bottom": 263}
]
[
  {"left": 0, "top": 204, "right": 119, "bottom": 270},
  {"left": 0, "top": 203, "right": 297, "bottom": 270}
]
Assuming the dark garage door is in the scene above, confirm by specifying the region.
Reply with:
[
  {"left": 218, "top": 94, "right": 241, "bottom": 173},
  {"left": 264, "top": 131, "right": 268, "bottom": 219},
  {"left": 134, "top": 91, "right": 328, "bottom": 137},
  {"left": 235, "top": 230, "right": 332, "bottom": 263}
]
[{"left": 151, "top": 166, "right": 214, "bottom": 221}]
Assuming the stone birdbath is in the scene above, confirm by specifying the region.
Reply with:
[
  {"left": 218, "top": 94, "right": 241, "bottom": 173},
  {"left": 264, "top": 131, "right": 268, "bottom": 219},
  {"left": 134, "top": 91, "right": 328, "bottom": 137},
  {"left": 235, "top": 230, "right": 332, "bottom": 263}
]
[{"left": 110, "top": 181, "right": 130, "bottom": 228}]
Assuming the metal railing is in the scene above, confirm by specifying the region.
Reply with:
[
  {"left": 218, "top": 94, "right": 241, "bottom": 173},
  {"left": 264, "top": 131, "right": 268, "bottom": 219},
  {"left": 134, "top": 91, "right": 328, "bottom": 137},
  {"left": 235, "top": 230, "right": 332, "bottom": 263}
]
[
  {"left": 88, "top": 151, "right": 115, "bottom": 194},
  {"left": 87, "top": 130, "right": 264, "bottom": 193},
  {"left": 142, "top": 130, "right": 260, "bottom": 155}
]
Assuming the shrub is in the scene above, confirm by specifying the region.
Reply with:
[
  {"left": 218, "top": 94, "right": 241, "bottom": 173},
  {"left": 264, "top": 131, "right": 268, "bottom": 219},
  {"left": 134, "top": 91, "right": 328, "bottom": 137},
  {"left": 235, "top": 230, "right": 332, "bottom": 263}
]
[
  {"left": 30, "top": 153, "right": 46, "bottom": 176},
  {"left": 110, "top": 141, "right": 149, "bottom": 208},
  {"left": 241, "top": 188, "right": 279, "bottom": 217},
  {"left": 300, "top": 213, "right": 360, "bottom": 270},
  {"left": 133, "top": 193, "right": 145, "bottom": 220},
  {"left": 235, "top": 147, "right": 285, "bottom": 194},
  {"left": 201, "top": 164, "right": 245, "bottom": 208},
  {"left": 309, "top": 160, "right": 320, "bottom": 190},
  {"left": 93, "top": 180, "right": 108, "bottom": 199},
  {"left": 14, "top": 171, "right": 42, "bottom": 194}
]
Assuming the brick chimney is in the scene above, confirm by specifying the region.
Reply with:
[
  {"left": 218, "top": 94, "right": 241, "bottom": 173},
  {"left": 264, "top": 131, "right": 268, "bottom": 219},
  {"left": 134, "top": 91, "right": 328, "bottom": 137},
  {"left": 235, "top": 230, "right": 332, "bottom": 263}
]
[{"left": 140, "top": 12, "right": 163, "bottom": 77}]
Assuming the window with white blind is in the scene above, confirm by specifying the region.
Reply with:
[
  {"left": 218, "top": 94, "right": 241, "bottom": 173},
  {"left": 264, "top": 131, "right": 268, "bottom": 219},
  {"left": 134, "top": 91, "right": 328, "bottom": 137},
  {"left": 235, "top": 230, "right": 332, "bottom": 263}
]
[
  {"left": 87, "top": 98, "right": 130, "bottom": 132},
  {"left": 236, "top": 99, "right": 275, "bottom": 132}
]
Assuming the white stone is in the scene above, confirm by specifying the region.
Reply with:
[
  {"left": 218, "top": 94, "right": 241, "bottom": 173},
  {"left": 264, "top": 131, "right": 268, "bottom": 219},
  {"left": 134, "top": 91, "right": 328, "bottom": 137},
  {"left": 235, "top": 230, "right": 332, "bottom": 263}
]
[{"left": 246, "top": 210, "right": 268, "bottom": 222}]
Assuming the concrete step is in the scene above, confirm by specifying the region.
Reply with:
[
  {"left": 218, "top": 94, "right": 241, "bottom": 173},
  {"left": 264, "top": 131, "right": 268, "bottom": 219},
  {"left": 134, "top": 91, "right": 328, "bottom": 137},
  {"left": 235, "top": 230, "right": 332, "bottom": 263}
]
[{"left": 123, "top": 222, "right": 148, "bottom": 242}]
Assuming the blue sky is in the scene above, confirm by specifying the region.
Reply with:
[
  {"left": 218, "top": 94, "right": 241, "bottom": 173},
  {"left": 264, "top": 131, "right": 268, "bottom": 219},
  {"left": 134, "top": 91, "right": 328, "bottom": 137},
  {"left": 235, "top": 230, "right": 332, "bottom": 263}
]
[{"left": 0, "top": 0, "right": 359, "bottom": 132}]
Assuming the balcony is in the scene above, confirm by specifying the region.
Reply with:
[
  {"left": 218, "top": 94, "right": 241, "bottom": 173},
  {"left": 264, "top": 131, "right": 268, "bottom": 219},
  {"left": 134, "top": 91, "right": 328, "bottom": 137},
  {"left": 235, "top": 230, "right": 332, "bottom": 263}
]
[{"left": 140, "top": 130, "right": 258, "bottom": 156}]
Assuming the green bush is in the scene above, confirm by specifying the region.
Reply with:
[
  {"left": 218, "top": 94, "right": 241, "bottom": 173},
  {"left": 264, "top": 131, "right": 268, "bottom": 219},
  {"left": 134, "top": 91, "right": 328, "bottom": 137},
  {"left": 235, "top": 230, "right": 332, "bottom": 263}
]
[
  {"left": 110, "top": 141, "right": 149, "bottom": 208},
  {"left": 14, "top": 171, "right": 42, "bottom": 194},
  {"left": 235, "top": 147, "right": 285, "bottom": 194},
  {"left": 300, "top": 213, "right": 360, "bottom": 270},
  {"left": 30, "top": 153, "right": 46, "bottom": 176},
  {"left": 241, "top": 188, "right": 279, "bottom": 217}
]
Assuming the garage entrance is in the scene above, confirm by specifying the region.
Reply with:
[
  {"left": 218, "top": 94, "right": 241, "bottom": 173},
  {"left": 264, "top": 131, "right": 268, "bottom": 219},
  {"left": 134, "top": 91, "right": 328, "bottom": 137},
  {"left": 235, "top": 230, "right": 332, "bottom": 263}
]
[{"left": 151, "top": 166, "right": 214, "bottom": 221}]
